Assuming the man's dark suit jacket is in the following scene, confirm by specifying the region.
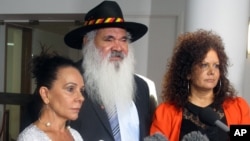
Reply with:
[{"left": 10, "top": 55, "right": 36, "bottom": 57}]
[{"left": 70, "top": 75, "right": 156, "bottom": 141}]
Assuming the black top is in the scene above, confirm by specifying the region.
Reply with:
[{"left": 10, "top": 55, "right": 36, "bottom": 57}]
[{"left": 180, "top": 102, "right": 229, "bottom": 141}]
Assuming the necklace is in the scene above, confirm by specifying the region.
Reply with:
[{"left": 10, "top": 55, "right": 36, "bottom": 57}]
[{"left": 38, "top": 118, "right": 51, "bottom": 127}]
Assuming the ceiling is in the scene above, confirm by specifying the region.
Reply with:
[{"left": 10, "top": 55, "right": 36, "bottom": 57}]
[
  {"left": 0, "top": 14, "right": 85, "bottom": 35},
  {"left": 0, "top": 14, "right": 85, "bottom": 21}
]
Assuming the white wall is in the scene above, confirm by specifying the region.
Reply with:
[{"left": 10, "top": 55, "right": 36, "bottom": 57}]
[
  {"left": 0, "top": 0, "right": 250, "bottom": 104},
  {"left": 185, "top": 0, "right": 249, "bottom": 98},
  {"left": 243, "top": 56, "right": 250, "bottom": 102},
  {"left": 0, "top": 0, "right": 151, "bottom": 15}
]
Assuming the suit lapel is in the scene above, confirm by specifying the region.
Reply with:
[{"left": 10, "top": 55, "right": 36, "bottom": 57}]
[{"left": 91, "top": 100, "right": 114, "bottom": 137}]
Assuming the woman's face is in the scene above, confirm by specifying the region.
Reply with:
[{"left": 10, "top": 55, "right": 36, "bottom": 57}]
[
  {"left": 189, "top": 49, "right": 220, "bottom": 93},
  {"left": 47, "top": 66, "right": 84, "bottom": 121}
]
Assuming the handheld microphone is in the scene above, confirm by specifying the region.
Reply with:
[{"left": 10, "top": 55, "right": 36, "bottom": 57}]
[
  {"left": 199, "top": 107, "right": 230, "bottom": 133},
  {"left": 181, "top": 131, "right": 209, "bottom": 141},
  {"left": 144, "top": 132, "right": 168, "bottom": 141}
]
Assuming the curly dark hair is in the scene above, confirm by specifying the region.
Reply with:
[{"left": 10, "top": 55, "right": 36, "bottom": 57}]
[{"left": 162, "top": 29, "right": 236, "bottom": 109}]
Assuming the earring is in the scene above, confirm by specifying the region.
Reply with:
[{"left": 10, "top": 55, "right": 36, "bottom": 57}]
[
  {"left": 44, "top": 99, "right": 49, "bottom": 104},
  {"left": 187, "top": 80, "right": 190, "bottom": 93},
  {"left": 66, "top": 120, "right": 71, "bottom": 129},
  {"left": 38, "top": 118, "right": 51, "bottom": 127}
]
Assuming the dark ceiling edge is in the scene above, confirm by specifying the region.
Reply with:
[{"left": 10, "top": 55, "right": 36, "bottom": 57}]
[{"left": 0, "top": 14, "right": 86, "bottom": 21}]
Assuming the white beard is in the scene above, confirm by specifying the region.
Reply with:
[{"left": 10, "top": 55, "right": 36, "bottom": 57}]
[{"left": 82, "top": 40, "right": 136, "bottom": 113}]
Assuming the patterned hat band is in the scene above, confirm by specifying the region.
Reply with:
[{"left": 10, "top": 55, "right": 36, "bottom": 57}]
[
  {"left": 64, "top": 1, "right": 147, "bottom": 49},
  {"left": 84, "top": 17, "right": 124, "bottom": 26}
]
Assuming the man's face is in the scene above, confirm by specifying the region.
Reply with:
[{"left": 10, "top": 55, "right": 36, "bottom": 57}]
[
  {"left": 82, "top": 28, "right": 135, "bottom": 112},
  {"left": 94, "top": 27, "right": 129, "bottom": 62}
]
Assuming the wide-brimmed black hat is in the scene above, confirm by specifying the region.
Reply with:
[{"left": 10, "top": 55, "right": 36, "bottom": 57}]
[{"left": 64, "top": 1, "right": 148, "bottom": 49}]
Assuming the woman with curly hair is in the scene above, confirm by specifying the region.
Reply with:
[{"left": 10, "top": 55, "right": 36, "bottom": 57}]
[{"left": 150, "top": 29, "right": 250, "bottom": 141}]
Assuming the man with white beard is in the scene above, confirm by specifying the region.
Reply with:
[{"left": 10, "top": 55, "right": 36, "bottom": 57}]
[{"left": 64, "top": 1, "right": 156, "bottom": 141}]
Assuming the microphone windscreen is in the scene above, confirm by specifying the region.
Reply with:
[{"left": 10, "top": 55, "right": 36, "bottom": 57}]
[
  {"left": 199, "top": 107, "right": 219, "bottom": 125},
  {"left": 144, "top": 132, "right": 168, "bottom": 141},
  {"left": 199, "top": 106, "right": 230, "bottom": 133},
  {"left": 181, "top": 131, "right": 209, "bottom": 141}
]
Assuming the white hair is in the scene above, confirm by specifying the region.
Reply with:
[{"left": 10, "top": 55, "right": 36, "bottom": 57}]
[{"left": 82, "top": 31, "right": 136, "bottom": 112}]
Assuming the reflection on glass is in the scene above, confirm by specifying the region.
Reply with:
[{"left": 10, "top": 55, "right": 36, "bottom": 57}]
[
  {"left": 6, "top": 26, "right": 22, "bottom": 140},
  {"left": 2, "top": 21, "right": 83, "bottom": 141}
]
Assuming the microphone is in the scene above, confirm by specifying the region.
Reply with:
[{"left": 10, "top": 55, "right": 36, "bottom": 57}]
[
  {"left": 199, "top": 107, "right": 230, "bottom": 133},
  {"left": 144, "top": 132, "right": 168, "bottom": 141},
  {"left": 181, "top": 131, "right": 209, "bottom": 141}
]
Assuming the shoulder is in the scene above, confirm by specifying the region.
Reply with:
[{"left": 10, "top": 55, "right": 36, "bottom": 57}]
[
  {"left": 224, "top": 96, "right": 250, "bottom": 108},
  {"left": 17, "top": 124, "right": 36, "bottom": 137},
  {"left": 223, "top": 97, "right": 250, "bottom": 115},
  {"left": 156, "top": 102, "right": 180, "bottom": 112},
  {"left": 135, "top": 74, "right": 158, "bottom": 103},
  {"left": 154, "top": 102, "right": 182, "bottom": 119},
  {"left": 134, "top": 74, "right": 148, "bottom": 86},
  {"left": 223, "top": 97, "right": 250, "bottom": 124},
  {"left": 68, "top": 127, "right": 84, "bottom": 141},
  {"left": 17, "top": 124, "right": 46, "bottom": 141},
  {"left": 151, "top": 102, "right": 183, "bottom": 136},
  {"left": 135, "top": 74, "right": 154, "bottom": 85},
  {"left": 133, "top": 74, "right": 150, "bottom": 96}
]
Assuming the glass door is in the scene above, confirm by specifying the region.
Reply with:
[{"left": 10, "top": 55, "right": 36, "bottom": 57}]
[{"left": 4, "top": 24, "right": 32, "bottom": 141}]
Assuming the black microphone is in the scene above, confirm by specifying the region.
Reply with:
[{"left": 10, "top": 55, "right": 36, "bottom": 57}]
[
  {"left": 199, "top": 107, "right": 230, "bottom": 133},
  {"left": 144, "top": 132, "right": 168, "bottom": 141},
  {"left": 181, "top": 131, "right": 209, "bottom": 141}
]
